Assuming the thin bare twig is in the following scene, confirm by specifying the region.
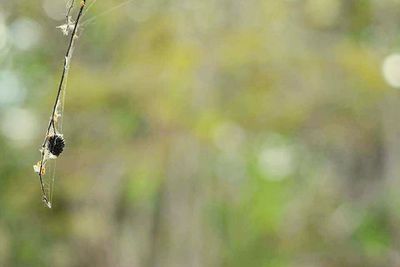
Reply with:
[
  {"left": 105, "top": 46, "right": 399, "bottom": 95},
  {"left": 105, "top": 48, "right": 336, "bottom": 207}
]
[
  {"left": 37, "top": 0, "right": 87, "bottom": 208},
  {"left": 66, "top": 0, "right": 76, "bottom": 19}
]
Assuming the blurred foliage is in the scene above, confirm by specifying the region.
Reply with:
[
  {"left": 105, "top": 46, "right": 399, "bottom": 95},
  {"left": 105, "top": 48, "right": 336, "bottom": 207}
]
[{"left": 1, "top": 0, "right": 400, "bottom": 266}]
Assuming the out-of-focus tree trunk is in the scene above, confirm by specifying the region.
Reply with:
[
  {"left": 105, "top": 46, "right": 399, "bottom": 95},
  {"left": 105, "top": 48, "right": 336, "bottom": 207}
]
[{"left": 150, "top": 135, "right": 220, "bottom": 267}]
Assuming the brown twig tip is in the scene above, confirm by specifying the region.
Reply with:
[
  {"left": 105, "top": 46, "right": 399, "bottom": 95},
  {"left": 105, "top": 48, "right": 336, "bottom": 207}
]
[{"left": 43, "top": 196, "right": 52, "bottom": 209}]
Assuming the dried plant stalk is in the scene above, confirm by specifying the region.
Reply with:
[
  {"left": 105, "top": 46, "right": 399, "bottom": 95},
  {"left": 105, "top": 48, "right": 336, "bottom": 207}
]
[{"left": 34, "top": 0, "right": 87, "bottom": 208}]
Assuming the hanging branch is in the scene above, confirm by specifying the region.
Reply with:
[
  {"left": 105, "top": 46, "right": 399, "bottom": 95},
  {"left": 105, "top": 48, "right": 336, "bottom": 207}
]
[{"left": 34, "top": 0, "right": 87, "bottom": 208}]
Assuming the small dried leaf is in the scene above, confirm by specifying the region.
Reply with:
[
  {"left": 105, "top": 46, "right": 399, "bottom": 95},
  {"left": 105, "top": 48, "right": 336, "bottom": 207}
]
[{"left": 33, "top": 161, "right": 46, "bottom": 175}]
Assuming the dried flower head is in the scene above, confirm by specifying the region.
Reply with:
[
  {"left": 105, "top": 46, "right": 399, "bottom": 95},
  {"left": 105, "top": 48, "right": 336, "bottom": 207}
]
[{"left": 47, "top": 134, "right": 65, "bottom": 157}]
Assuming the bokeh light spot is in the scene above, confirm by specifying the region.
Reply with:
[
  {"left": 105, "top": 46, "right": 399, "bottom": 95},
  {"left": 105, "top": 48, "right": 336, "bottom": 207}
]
[
  {"left": 1, "top": 108, "right": 38, "bottom": 146},
  {"left": 9, "top": 18, "right": 42, "bottom": 50},
  {"left": 382, "top": 53, "right": 400, "bottom": 88}
]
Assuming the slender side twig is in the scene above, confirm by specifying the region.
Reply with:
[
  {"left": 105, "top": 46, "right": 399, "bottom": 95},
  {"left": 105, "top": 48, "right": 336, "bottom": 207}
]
[
  {"left": 66, "top": 0, "right": 76, "bottom": 19},
  {"left": 37, "top": 0, "right": 87, "bottom": 208}
]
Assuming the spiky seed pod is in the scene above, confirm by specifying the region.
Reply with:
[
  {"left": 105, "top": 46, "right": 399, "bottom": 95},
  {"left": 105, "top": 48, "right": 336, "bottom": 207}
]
[{"left": 47, "top": 135, "right": 65, "bottom": 157}]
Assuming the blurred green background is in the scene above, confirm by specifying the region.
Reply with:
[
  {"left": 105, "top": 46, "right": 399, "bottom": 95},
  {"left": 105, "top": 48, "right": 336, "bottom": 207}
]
[{"left": 2, "top": 0, "right": 400, "bottom": 266}]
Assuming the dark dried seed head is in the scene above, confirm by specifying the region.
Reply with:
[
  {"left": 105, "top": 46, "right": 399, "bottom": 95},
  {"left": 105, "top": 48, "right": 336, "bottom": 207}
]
[{"left": 48, "top": 134, "right": 65, "bottom": 157}]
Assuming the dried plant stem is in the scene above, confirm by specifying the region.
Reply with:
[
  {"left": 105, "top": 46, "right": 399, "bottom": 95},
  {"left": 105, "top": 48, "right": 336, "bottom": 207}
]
[
  {"left": 66, "top": 0, "right": 76, "bottom": 18},
  {"left": 37, "top": 0, "right": 87, "bottom": 208}
]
